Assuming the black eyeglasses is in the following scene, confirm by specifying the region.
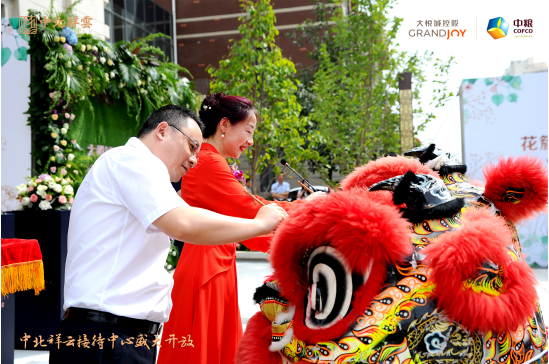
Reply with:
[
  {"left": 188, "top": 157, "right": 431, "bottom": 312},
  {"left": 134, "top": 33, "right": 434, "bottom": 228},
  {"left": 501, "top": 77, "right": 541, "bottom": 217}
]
[{"left": 168, "top": 124, "right": 201, "bottom": 159}]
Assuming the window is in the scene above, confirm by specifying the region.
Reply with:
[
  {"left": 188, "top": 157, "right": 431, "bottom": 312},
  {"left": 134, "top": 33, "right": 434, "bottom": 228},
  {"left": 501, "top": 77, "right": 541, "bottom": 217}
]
[
  {"left": 113, "top": 14, "right": 124, "bottom": 43},
  {"left": 104, "top": 0, "right": 173, "bottom": 60},
  {"left": 113, "top": 0, "right": 124, "bottom": 17}
]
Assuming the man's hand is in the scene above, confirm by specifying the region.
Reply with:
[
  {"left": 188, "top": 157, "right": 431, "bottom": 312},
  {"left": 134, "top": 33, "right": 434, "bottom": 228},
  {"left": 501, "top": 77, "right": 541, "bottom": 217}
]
[
  {"left": 254, "top": 204, "right": 288, "bottom": 234},
  {"left": 305, "top": 191, "right": 327, "bottom": 201},
  {"left": 153, "top": 204, "right": 289, "bottom": 246}
]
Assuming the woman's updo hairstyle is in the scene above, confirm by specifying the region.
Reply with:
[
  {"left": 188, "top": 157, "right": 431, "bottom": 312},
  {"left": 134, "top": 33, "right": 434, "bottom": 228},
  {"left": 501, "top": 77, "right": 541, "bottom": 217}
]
[{"left": 199, "top": 92, "right": 256, "bottom": 138}]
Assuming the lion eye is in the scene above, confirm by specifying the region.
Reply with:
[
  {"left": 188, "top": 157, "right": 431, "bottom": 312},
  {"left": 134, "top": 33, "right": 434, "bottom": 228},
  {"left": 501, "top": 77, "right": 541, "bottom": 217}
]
[
  {"left": 305, "top": 246, "right": 355, "bottom": 329},
  {"left": 310, "top": 263, "right": 334, "bottom": 317}
]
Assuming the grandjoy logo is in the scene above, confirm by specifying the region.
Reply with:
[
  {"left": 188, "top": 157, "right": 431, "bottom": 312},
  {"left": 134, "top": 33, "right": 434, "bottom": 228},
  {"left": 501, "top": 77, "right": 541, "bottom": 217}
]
[{"left": 487, "top": 17, "right": 509, "bottom": 39}]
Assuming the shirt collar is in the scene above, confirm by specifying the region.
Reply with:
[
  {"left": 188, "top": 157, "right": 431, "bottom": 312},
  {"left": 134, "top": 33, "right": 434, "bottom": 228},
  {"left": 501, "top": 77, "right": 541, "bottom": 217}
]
[
  {"left": 127, "top": 137, "right": 151, "bottom": 152},
  {"left": 126, "top": 137, "right": 161, "bottom": 160}
]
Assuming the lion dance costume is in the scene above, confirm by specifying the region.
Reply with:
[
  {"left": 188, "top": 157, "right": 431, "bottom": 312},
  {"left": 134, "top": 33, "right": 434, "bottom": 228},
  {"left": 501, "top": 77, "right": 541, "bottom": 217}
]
[{"left": 235, "top": 145, "right": 548, "bottom": 364}]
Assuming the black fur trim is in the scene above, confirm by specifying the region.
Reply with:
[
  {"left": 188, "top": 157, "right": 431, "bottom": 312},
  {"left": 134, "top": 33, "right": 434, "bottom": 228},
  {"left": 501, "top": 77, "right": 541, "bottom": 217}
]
[
  {"left": 393, "top": 171, "right": 419, "bottom": 205},
  {"left": 438, "top": 164, "right": 467, "bottom": 176},
  {"left": 419, "top": 144, "right": 437, "bottom": 164},
  {"left": 401, "top": 198, "right": 465, "bottom": 223},
  {"left": 253, "top": 284, "right": 280, "bottom": 305}
]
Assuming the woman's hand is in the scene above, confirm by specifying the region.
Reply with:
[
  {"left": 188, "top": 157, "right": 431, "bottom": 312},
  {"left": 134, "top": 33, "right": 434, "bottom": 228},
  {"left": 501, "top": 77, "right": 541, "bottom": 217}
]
[
  {"left": 254, "top": 204, "right": 289, "bottom": 234},
  {"left": 305, "top": 191, "right": 327, "bottom": 201}
]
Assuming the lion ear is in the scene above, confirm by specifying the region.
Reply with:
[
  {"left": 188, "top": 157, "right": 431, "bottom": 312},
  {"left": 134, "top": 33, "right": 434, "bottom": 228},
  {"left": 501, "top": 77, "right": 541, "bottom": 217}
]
[
  {"left": 422, "top": 208, "right": 538, "bottom": 332},
  {"left": 483, "top": 155, "right": 548, "bottom": 224}
]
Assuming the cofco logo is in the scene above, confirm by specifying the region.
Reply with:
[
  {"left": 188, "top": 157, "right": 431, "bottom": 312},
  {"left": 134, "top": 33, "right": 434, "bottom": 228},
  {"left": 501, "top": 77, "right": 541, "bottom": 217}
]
[
  {"left": 486, "top": 17, "right": 509, "bottom": 39},
  {"left": 487, "top": 17, "right": 533, "bottom": 39}
]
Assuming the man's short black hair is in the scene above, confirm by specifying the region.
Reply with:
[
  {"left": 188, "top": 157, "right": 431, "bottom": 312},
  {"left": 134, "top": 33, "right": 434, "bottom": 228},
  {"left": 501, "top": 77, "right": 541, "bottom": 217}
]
[{"left": 137, "top": 105, "right": 205, "bottom": 138}]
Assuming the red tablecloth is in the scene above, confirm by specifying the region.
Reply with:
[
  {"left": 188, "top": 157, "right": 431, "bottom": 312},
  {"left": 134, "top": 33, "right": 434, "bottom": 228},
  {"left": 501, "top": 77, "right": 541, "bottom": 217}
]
[{"left": 1, "top": 238, "right": 45, "bottom": 296}]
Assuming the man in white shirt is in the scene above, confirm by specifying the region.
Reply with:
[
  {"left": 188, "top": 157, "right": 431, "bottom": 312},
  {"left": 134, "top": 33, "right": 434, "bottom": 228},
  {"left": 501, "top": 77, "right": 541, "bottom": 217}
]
[
  {"left": 271, "top": 173, "right": 291, "bottom": 201},
  {"left": 49, "top": 105, "right": 287, "bottom": 364}
]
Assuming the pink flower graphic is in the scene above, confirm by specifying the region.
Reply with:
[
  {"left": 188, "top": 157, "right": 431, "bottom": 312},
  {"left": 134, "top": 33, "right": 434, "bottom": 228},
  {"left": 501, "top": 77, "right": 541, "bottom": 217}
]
[
  {"left": 59, "top": 195, "right": 67, "bottom": 204},
  {"left": 30, "top": 194, "right": 38, "bottom": 203}
]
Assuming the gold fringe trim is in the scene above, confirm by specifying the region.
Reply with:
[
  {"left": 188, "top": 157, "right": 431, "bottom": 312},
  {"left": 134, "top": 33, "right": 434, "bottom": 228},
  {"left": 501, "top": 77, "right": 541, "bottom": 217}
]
[{"left": 1, "top": 260, "right": 45, "bottom": 296}]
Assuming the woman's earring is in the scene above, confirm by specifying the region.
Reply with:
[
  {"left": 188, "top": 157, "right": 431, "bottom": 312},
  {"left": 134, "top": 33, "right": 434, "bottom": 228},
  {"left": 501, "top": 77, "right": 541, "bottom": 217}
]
[{"left": 221, "top": 134, "right": 225, "bottom": 138}]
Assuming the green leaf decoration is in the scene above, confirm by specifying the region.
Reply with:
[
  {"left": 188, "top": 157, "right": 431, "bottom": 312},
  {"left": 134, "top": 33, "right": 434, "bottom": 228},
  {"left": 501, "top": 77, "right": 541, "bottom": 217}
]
[
  {"left": 492, "top": 94, "right": 505, "bottom": 106},
  {"left": 14, "top": 46, "right": 28, "bottom": 61},
  {"left": 484, "top": 78, "right": 494, "bottom": 85},
  {"left": 1, "top": 47, "right": 12, "bottom": 66},
  {"left": 10, "top": 17, "right": 19, "bottom": 30},
  {"left": 502, "top": 75, "right": 514, "bottom": 82},
  {"left": 510, "top": 76, "right": 522, "bottom": 90},
  {"left": 21, "top": 33, "right": 31, "bottom": 41},
  {"left": 464, "top": 78, "right": 477, "bottom": 85},
  {"left": 507, "top": 93, "right": 518, "bottom": 102}
]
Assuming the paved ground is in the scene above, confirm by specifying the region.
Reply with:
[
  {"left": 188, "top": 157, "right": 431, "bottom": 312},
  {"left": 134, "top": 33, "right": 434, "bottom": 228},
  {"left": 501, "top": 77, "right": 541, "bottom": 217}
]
[
  {"left": 236, "top": 260, "right": 274, "bottom": 329},
  {"left": 12, "top": 263, "right": 548, "bottom": 364}
]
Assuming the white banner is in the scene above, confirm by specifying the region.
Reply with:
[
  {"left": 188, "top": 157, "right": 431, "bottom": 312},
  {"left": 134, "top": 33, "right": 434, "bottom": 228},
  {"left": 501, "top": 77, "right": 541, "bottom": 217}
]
[
  {"left": 1, "top": 18, "right": 32, "bottom": 212},
  {"left": 461, "top": 71, "right": 548, "bottom": 267}
]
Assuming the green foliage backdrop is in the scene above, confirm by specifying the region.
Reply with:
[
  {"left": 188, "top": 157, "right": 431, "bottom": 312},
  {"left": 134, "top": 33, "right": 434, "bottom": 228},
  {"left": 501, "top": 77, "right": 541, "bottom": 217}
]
[
  {"left": 69, "top": 98, "right": 144, "bottom": 148},
  {"left": 21, "top": 0, "right": 198, "bottom": 209}
]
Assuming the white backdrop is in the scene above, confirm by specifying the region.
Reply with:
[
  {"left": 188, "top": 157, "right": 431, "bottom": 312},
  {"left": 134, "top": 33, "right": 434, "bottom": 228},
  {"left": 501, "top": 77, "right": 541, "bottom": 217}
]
[
  {"left": 1, "top": 18, "right": 32, "bottom": 211},
  {"left": 460, "top": 71, "right": 548, "bottom": 267}
]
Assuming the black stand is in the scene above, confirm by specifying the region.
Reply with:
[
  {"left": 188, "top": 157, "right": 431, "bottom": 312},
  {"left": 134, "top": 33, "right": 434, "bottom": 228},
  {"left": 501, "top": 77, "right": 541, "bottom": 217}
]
[{"left": 13, "top": 210, "right": 70, "bottom": 350}]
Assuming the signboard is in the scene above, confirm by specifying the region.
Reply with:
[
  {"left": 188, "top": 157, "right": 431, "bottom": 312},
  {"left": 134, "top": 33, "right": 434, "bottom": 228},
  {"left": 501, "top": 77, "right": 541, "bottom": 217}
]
[{"left": 460, "top": 71, "right": 548, "bottom": 267}]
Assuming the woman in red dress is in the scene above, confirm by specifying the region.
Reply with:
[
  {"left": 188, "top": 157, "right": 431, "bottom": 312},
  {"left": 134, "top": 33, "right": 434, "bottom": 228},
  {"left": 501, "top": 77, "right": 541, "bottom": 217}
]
[{"left": 157, "top": 93, "right": 322, "bottom": 364}]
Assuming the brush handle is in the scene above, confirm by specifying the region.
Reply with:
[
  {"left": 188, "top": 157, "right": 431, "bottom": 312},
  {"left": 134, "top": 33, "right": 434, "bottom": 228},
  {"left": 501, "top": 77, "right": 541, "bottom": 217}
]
[
  {"left": 244, "top": 188, "right": 266, "bottom": 206},
  {"left": 297, "top": 181, "right": 314, "bottom": 194}
]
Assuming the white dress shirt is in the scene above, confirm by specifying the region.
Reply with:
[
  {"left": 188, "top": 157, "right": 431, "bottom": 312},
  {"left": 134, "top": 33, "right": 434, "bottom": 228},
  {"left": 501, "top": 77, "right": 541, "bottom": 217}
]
[
  {"left": 63, "top": 137, "right": 186, "bottom": 323},
  {"left": 271, "top": 181, "right": 290, "bottom": 194}
]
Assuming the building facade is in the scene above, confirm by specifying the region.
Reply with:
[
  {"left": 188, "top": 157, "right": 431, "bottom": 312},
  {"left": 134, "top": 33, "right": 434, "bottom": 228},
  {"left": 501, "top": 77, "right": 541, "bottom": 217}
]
[
  {"left": 504, "top": 57, "right": 548, "bottom": 76},
  {"left": 158, "top": 0, "right": 336, "bottom": 94}
]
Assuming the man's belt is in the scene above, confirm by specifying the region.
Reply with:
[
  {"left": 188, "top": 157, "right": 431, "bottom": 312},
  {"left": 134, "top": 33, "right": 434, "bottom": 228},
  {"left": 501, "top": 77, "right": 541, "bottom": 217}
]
[{"left": 64, "top": 307, "right": 161, "bottom": 336}]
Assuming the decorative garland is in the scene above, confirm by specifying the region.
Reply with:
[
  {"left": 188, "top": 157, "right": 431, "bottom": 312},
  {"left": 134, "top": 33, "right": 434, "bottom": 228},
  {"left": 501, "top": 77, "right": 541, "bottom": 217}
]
[{"left": 17, "top": 2, "right": 197, "bottom": 211}]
